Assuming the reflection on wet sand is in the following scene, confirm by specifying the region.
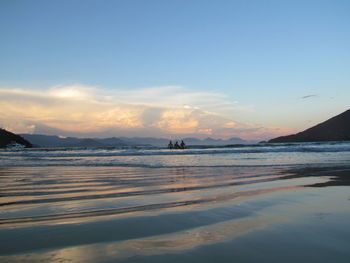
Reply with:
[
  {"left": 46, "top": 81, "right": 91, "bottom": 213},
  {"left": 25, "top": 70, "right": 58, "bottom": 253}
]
[
  {"left": 0, "top": 183, "right": 303, "bottom": 227},
  {"left": 0, "top": 214, "right": 282, "bottom": 263},
  {"left": 3, "top": 183, "right": 349, "bottom": 263},
  {"left": 1, "top": 165, "right": 350, "bottom": 262},
  {"left": 1, "top": 166, "right": 294, "bottom": 226}
]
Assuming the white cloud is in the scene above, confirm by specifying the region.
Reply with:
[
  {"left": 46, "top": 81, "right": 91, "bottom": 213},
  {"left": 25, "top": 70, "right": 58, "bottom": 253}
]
[{"left": 48, "top": 84, "right": 99, "bottom": 100}]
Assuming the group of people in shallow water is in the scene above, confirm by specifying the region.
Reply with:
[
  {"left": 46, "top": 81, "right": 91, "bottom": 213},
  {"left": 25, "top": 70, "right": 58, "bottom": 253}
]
[{"left": 168, "top": 140, "right": 186, "bottom": 149}]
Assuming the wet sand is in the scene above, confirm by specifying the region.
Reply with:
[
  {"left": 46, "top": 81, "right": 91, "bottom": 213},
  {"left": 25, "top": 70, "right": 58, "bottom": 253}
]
[{"left": 0, "top": 165, "right": 349, "bottom": 262}]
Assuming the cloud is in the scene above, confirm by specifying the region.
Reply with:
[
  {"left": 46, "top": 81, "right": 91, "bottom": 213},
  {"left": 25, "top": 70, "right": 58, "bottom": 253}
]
[
  {"left": 300, "top": 94, "right": 317, "bottom": 99},
  {"left": 0, "top": 84, "right": 293, "bottom": 140},
  {"left": 48, "top": 84, "right": 99, "bottom": 100}
]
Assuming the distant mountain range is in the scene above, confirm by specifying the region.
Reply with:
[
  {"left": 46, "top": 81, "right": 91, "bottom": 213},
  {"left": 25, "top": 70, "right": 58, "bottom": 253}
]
[
  {"left": 0, "top": 128, "right": 32, "bottom": 148},
  {"left": 19, "top": 134, "right": 126, "bottom": 148},
  {"left": 20, "top": 134, "right": 255, "bottom": 148},
  {"left": 269, "top": 109, "right": 350, "bottom": 143}
]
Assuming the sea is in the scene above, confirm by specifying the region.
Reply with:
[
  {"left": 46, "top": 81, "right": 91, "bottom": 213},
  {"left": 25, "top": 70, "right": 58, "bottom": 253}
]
[{"left": 0, "top": 141, "right": 350, "bottom": 263}]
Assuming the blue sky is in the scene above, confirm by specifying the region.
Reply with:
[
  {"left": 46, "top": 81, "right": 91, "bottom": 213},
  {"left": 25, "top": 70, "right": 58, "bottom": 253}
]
[{"left": 0, "top": 0, "right": 349, "bottom": 139}]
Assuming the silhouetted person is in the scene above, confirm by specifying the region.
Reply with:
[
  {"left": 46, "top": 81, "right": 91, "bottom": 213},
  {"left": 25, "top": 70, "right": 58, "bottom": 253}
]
[
  {"left": 168, "top": 140, "right": 173, "bottom": 149},
  {"left": 174, "top": 141, "right": 180, "bottom": 149},
  {"left": 180, "top": 140, "right": 186, "bottom": 149}
]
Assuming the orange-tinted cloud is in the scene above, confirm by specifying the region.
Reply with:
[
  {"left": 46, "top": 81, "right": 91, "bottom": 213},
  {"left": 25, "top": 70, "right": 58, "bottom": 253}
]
[{"left": 0, "top": 85, "right": 295, "bottom": 140}]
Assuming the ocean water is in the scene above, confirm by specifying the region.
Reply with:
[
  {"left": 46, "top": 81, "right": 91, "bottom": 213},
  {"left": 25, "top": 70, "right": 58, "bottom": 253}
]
[
  {"left": 1, "top": 141, "right": 350, "bottom": 168},
  {"left": 0, "top": 142, "right": 350, "bottom": 262}
]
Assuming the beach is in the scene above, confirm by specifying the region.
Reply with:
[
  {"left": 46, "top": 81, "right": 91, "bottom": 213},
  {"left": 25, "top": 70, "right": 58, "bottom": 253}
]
[
  {"left": 0, "top": 142, "right": 350, "bottom": 262},
  {"left": 2, "top": 1, "right": 350, "bottom": 261}
]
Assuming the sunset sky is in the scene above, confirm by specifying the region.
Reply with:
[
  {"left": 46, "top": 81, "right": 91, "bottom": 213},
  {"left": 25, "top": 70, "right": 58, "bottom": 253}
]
[{"left": 1, "top": 0, "right": 349, "bottom": 140}]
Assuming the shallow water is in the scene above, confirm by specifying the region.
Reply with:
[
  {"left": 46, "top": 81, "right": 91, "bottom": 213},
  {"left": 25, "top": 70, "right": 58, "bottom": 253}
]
[{"left": 0, "top": 142, "right": 350, "bottom": 262}]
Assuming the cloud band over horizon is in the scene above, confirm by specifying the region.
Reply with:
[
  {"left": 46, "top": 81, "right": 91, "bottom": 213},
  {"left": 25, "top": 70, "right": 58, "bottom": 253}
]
[{"left": 0, "top": 84, "right": 294, "bottom": 140}]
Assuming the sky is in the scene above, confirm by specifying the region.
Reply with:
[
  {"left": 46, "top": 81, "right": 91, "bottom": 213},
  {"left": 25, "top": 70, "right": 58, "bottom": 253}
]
[{"left": 0, "top": 0, "right": 349, "bottom": 140}]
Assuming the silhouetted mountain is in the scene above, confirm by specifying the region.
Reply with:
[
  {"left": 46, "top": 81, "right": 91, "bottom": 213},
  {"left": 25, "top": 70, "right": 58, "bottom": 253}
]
[
  {"left": 119, "top": 137, "right": 253, "bottom": 146},
  {"left": 183, "top": 137, "right": 253, "bottom": 146},
  {"left": 98, "top": 137, "right": 129, "bottom": 146},
  {"left": 21, "top": 134, "right": 81, "bottom": 147},
  {"left": 118, "top": 137, "right": 169, "bottom": 146},
  {"left": 20, "top": 134, "right": 254, "bottom": 148},
  {"left": 21, "top": 134, "right": 127, "bottom": 148},
  {"left": 268, "top": 109, "right": 350, "bottom": 143},
  {"left": 66, "top": 139, "right": 105, "bottom": 148},
  {"left": 0, "top": 128, "right": 32, "bottom": 148}
]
